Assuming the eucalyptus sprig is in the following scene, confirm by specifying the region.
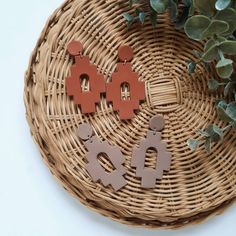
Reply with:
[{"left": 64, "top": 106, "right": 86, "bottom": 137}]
[
  {"left": 123, "top": 0, "right": 193, "bottom": 27},
  {"left": 123, "top": 0, "right": 236, "bottom": 152}
]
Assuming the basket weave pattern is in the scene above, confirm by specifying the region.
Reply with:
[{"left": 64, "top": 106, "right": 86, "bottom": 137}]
[{"left": 24, "top": 0, "right": 236, "bottom": 228}]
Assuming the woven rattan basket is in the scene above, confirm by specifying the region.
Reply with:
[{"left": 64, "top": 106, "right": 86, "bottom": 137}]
[{"left": 24, "top": 0, "right": 236, "bottom": 229}]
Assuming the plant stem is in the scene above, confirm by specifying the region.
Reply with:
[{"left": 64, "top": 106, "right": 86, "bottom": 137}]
[
  {"left": 218, "top": 49, "right": 225, "bottom": 61},
  {"left": 222, "top": 124, "right": 233, "bottom": 132}
]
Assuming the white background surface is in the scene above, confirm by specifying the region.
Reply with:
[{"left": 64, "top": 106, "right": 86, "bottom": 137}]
[{"left": 0, "top": 0, "right": 235, "bottom": 235}]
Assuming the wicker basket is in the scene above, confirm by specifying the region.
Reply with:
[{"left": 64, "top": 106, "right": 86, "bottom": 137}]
[{"left": 24, "top": 0, "right": 236, "bottom": 229}]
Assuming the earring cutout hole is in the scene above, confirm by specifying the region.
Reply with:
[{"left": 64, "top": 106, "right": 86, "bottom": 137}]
[
  {"left": 80, "top": 74, "right": 90, "bottom": 92},
  {"left": 120, "top": 82, "right": 131, "bottom": 101},
  {"left": 97, "top": 152, "right": 115, "bottom": 173},
  {"left": 144, "top": 147, "right": 158, "bottom": 169}
]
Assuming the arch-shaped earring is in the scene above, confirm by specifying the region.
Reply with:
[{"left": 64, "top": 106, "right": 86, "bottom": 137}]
[
  {"left": 77, "top": 123, "right": 127, "bottom": 191},
  {"left": 106, "top": 45, "right": 145, "bottom": 120},
  {"left": 131, "top": 115, "right": 171, "bottom": 188},
  {"left": 65, "top": 41, "right": 106, "bottom": 114}
]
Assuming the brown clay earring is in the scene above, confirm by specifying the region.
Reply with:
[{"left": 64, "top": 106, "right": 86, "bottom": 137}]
[
  {"left": 106, "top": 45, "right": 145, "bottom": 120},
  {"left": 131, "top": 115, "right": 171, "bottom": 188},
  {"left": 65, "top": 41, "right": 106, "bottom": 114},
  {"left": 77, "top": 123, "right": 127, "bottom": 191}
]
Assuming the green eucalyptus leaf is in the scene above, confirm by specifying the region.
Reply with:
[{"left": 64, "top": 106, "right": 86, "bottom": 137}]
[
  {"left": 219, "top": 40, "right": 236, "bottom": 55},
  {"left": 139, "top": 12, "right": 145, "bottom": 24},
  {"left": 208, "top": 78, "right": 220, "bottom": 90},
  {"left": 217, "top": 36, "right": 227, "bottom": 42},
  {"left": 123, "top": 13, "right": 134, "bottom": 22},
  {"left": 188, "top": 61, "right": 196, "bottom": 73},
  {"left": 226, "top": 102, "right": 236, "bottom": 120},
  {"left": 217, "top": 106, "right": 234, "bottom": 122},
  {"left": 150, "top": 0, "right": 169, "bottom": 13},
  {"left": 215, "top": 8, "right": 236, "bottom": 35},
  {"left": 216, "top": 58, "right": 233, "bottom": 68},
  {"left": 213, "top": 125, "right": 224, "bottom": 141},
  {"left": 204, "top": 39, "right": 216, "bottom": 52},
  {"left": 202, "top": 44, "right": 219, "bottom": 62},
  {"left": 184, "top": 15, "right": 211, "bottom": 40},
  {"left": 187, "top": 139, "right": 199, "bottom": 150},
  {"left": 216, "top": 99, "right": 227, "bottom": 109},
  {"left": 205, "top": 124, "right": 224, "bottom": 142},
  {"left": 169, "top": 0, "right": 178, "bottom": 21},
  {"left": 204, "top": 138, "right": 211, "bottom": 152},
  {"left": 216, "top": 61, "right": 234, "bottom": 78},
  {"left": 224, "top": 82, "right": 235, "bottom": 96},
  {"left": 204, "top": 37, "right": 226, "bottom": 54},
  {"left": 193, "top": 0, "right": 217, "bottom": 16},
  {"left": 189, "top": 3, "right": 195, "bottom": 16},
  {"left": 215, "top": 0, "right": 231, "bottom": 10},
  {"left": 202, "top": 20, "right": 229, "bottom": 38}
]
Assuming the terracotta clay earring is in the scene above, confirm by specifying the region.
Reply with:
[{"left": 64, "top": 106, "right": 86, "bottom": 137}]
[
  {"left": 77, "top": 123, "right": 127, "bottom": 191},
  {"left": 106, "top": 45, "right": 145, "bottom": 120},
  {"left": 131, "top": 115, "right": 171, "bottom": 188},
  {"left": 65, "top": 41, "right": 106, "bottom": 113}
]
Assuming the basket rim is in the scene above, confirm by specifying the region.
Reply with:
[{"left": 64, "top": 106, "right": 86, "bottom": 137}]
[{"left": 23, "top": 0, "right": 236, "bottom": 229}]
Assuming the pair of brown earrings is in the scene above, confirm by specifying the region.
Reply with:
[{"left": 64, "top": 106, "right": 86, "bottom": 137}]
[
  {"left": 77, "top": 115, "right": 171, "bottom": 191},
  {"left": 66, "top": 41, "right": 145, "bottom": 120}
]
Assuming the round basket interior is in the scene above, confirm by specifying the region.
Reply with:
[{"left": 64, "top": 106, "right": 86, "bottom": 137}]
[{"left": 24, "top": 0, "right": 236, "bottom": 229}]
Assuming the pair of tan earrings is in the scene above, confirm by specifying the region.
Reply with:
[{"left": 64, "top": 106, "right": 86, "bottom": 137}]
[
  {"left": 65, "top": 41, "right": 145, "bottom": 120},
  {"left": 77, "top": 115, "right": 171, "bottom": 191}
]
